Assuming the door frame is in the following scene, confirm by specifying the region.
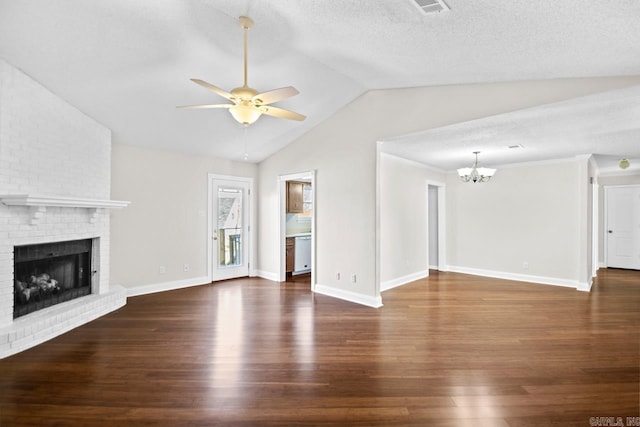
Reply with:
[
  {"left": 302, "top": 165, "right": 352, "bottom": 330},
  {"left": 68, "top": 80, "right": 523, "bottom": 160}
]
[
  {"left": 592, "top": 177, "right": 599, "bottom": 278},
  {"left": 278, "top": 171, "right": 316, "bottom": 288},
  {"left": 207, "top": 174, "right": 256, "bottom": 282},
  {"left": 426, "top": 180, "right": 447, "bottom": 272},
  {"left": 603, "top": 184, "right": 640, "bottom": 268}
]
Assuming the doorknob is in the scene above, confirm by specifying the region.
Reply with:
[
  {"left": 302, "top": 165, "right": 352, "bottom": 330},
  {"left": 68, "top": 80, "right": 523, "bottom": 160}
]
[{"left": 608, "top": 230, "right": 613, "bottom": 234}]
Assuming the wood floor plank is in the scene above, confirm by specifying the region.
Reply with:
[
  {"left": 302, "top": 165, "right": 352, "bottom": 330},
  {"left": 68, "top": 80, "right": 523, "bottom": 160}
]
[{"left": 0, "top": 268, "right": 638, "bottom": 426}]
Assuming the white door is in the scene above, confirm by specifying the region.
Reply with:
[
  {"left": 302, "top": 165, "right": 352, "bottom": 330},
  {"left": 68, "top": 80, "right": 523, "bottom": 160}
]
[
  {"left": 212, "top": 178, "right": 250, "bottom": 281},
  {"left": 606, "top": 186, "right": 640, "bottom": 270}
]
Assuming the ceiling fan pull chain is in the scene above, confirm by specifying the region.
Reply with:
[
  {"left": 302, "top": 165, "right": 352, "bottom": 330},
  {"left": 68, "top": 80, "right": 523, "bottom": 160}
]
[{"left": 243, "top": 124, "right": 249, "bottom": 161}]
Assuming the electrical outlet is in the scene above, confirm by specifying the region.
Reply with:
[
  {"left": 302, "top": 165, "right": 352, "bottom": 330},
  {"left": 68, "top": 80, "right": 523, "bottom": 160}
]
[
  {"left": 351, "top": 274, "right": 356, "bottom": 283},
  {"left": 183, "top": 264, "right": 190, "bottom": 272},
  {"left": 159, "top": 266, "right": 166, "bottom": 274},
  {"left": 523, "top": 261, "right": 529, "bottom": 270}
]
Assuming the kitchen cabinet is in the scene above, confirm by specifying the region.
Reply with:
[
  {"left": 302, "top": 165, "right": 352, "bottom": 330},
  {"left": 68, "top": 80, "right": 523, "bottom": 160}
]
[
  {"left": 286, "top": 181, "right": 304, "bottom": 213},
  {"left": 286, "top": 238, "right": 295, "bottom": 273}
]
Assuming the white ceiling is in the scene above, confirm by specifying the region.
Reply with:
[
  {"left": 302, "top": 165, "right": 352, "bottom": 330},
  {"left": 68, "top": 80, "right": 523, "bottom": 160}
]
[
  {"left": 382, "top": 84, "right": 640, "bottom": 174},
  {"left": 1, "top": 0, "right": 639, "bottom": 164}
]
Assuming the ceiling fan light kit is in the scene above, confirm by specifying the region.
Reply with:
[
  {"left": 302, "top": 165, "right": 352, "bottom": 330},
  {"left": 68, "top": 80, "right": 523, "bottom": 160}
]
[
  {"left": 177, "top": 16, "right": 305, "bottom": 126},
  {"left": 458, "top": 151, "right": 496, "bottom": 183},
  {"left": 230, "top": 103, "right": 262, "bottom": 126}
]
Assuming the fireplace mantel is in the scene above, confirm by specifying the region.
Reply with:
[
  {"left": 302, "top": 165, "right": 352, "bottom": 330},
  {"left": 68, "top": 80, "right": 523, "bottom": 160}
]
[
  {"left": 0, "top": 194, "right": 130, "bottom": 209},
  {"left": 0, "top": 194, "right": 130, "bottom": 225}
]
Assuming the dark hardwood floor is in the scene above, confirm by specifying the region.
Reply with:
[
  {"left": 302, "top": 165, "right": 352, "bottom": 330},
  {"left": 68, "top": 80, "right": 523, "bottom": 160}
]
[{"left": 0, "top": 269, "right": 638, "bottom": 426}]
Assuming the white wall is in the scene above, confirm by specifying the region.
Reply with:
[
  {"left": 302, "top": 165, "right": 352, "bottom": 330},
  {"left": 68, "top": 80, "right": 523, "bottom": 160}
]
[
  {"left": 110, "top": 143, "right": 257, "bottom": 291},
  {"left": 379, "top": 153, "right": 444, "bottom": 289},
  {"left": 258, "top": 103, "right": 381, "bottom": 304},
  {"left": 258, "top": 77, "right": 640, "bottom": 305},
  {"left": 446, "top": 158, "right": 587, "bottom": 285}
]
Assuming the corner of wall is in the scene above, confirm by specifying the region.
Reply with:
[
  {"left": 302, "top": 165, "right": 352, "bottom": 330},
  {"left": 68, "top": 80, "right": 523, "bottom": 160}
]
[{"left": 314, "top": 284, "right": 382, "bottom": 308}]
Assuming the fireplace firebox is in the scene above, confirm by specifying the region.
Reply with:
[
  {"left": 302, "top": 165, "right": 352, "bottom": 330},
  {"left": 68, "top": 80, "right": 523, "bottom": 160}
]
[{"left": 13, "top": 239, "right": 93, "bottom": 319}]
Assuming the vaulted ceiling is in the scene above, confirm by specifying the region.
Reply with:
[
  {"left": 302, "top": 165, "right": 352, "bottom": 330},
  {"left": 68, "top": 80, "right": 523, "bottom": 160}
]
[{"left": 1, "top": 0, "right": 639, "bottom": 167}]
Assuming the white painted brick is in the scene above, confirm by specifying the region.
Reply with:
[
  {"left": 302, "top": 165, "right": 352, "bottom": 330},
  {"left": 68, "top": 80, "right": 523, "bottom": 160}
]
[
  {"left": 8, "top": 230, "right": 28, "bottom": 239},
  {"left": 0, "top": 59, "right": 121, "bottom": 358}
]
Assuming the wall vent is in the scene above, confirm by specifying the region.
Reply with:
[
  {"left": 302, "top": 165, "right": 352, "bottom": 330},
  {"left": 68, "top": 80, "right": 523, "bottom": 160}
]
[{"left": 411, "top": 0, "right": 450, "bottom": 15}]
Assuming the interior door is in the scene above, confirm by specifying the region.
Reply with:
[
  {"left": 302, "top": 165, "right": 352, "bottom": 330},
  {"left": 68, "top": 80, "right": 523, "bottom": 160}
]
[
  {"left": 606, "top": 186, "right": 640, "bottom": 270},
  {"left": 212, "top": 178, "right": 250, "bottom": 281}
]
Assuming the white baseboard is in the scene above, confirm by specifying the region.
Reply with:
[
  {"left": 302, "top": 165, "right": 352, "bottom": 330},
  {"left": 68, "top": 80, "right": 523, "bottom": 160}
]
[
  {"left": 314, "top": 284, "right": 382, "bottom": 308},
  {"left": 255, "top": 270, "right": 279, "bottom": 282},
  {"left": 446, "top": 265, "right": 585, "bottom": 290},
  {"left": 577, "top": 280, "right": 593, "bottom": 292},
  {"left": 126, "top": 276, "right": 210, "bottom": 297},
  {"left": 293, "top": 269, "right": 311, "bottom": 276},
  {"left": 599, "top": 262, "right": 607, "bottom": 269},
  {"left": 428, "top": 265, "right": 439, "bottom": 271},
  {"left": 381, "top": 270, "right": 429, "bottom": 292}
]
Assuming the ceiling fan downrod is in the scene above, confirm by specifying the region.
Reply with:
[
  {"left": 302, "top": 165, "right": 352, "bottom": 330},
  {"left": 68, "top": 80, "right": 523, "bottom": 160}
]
[{"left": 239, "top": 16, "right": 253, "bottom": 88}]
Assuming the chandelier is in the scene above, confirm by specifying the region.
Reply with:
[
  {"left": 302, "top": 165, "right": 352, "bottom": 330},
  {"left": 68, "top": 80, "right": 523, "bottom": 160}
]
[{"left": 457, "top": 151, "right": 496, "bottom": 183}]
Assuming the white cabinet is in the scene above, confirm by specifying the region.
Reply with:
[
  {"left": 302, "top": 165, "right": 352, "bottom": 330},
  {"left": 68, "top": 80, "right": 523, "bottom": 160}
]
[{"left": 294, "top": 236, "right": 311, "bottom": 273}]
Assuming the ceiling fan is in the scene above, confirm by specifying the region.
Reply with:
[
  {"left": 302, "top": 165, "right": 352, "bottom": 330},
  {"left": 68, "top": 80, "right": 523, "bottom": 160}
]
[{"left": 178, "top": 16, "right": 305, "bottom": 126}]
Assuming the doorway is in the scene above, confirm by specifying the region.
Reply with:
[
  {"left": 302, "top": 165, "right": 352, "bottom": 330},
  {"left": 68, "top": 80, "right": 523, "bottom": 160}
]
[
  {"left": 427, "top": 182, "right": 446, "bottom": 271},
  {"left": 279, "top": 171, "right": 315, "bottom": 287},
  {"left": 208, "top": 175, "right": 253, "bottom": 282},
  {"left": 604, "top": 185, "right": 640, "bottom": 270}
]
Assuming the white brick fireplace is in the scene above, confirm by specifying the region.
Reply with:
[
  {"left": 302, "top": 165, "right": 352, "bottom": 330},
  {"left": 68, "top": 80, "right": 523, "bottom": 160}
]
[{"left": 0, "top": 59, "right": 128, "bottom": 358}]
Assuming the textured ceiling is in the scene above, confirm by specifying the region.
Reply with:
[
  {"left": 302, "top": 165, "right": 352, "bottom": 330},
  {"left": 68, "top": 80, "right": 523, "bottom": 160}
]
[
  {"left": 1, "top": 0, "right": 639, "bottom": 164},
  {"left": 382, "top": 85, "right": 640, "bottom": 174}
]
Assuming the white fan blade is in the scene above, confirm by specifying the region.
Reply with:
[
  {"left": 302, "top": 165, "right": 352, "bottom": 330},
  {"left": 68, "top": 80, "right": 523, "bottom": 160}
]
[
  {"left": 261, "top": 106, "right": 306, "bottom": 121},
  {"left": 253, "top": 86, "right": 299, "bottom": 105},
  {"left": 190, "top": 79, "right": 233, "bottom": 100},
  {"left": 176, "top": 104, "right": 233, "bottom": 109}
]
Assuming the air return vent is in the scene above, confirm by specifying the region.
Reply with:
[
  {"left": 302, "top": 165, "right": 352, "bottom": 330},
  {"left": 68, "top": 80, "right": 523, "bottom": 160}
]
[{"left": 412, "top": 0, "right": 450, "bottom": 15}]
